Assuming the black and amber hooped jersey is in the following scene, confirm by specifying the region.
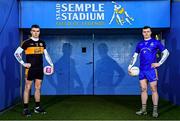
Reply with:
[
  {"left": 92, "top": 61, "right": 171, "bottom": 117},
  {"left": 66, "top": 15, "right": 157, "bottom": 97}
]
[{"left": 21, "top": 39, "right": 46, "bottom": 68}]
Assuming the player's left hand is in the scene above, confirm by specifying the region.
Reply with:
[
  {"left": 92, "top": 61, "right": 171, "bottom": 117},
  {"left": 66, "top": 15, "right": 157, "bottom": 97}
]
[
  {"left": 51, "top": 65, "right": 54, "bottom": 74},
  {"left": 128, "top": 69, "right": 132, "bottom": 75},
  {"left": 151, "top": 63, "right": 160, "bottom": 68}
]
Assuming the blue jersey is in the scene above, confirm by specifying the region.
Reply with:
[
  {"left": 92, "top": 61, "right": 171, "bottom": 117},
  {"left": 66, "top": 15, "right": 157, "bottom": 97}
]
[{"left": 135, "top": 38, "right": 165, "bottom": 71}]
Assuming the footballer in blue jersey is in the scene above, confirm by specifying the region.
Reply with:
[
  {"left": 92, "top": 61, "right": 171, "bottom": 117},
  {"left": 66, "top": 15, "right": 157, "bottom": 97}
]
[
  {"left": 135, "top": 38, "right": 165, "bottom": 82},
  {"left": 128, "top": 26, "right": 169, "bottom": 118}
]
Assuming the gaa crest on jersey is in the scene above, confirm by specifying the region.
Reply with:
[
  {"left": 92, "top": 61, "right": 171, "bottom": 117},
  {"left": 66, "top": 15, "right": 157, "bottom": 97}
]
[
  {"left": 40, "top": 43, "right": 43, "bottom": 46},
  {"left": 150, "top": 42, "right": 154, "bottom": 47}
]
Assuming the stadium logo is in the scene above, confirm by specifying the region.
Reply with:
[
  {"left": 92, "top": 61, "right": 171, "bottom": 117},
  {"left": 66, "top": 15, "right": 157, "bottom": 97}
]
[
  {"left": 109, "top": 1, "right": 134, "bottom": 25},
  {"left": 55, "top": 2, "right": 105, "bottom": 26}
]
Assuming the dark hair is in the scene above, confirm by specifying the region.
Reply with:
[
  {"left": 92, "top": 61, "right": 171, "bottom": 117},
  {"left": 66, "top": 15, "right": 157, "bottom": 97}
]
[
  {"left": 31, "top": 24, "right": 40, "bottom": 29},
  {"left": 143, "top": 26, "right": 151, "bottom": 30}
]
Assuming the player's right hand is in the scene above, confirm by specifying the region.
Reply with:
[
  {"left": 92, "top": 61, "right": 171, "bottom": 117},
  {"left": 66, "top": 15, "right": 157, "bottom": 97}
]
[{"left": 23, "top": 63, "right": 31, "bottom": 68}]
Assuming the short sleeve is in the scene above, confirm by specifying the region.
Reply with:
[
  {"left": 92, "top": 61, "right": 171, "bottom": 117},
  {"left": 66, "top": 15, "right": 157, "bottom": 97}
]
[
  {"left": 43, "top": 41, "right": 46, "bottom": 49},
  {"left": 157, "top": 41, "right": 165, "bottom": 52},
  {"left": 135, "top": 43, "right": 140, "bottom": 53},
  {"left": 21, "top": 40, "right": 28, "bottom": 50}
]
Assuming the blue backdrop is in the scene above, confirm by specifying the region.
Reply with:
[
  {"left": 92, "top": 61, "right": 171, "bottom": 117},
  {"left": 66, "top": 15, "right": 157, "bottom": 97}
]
[
  {"left": 20, "top": 0, "right": 170, "bottom": 28},
  {"left": 159, "top": 1, "right": 180, "bottom": 105},
  {"left": 25, "top": 30, "right": 153, "bottom": 95},
  {"left": 0, "top": 0, "right": 21, "bottom": 111}
]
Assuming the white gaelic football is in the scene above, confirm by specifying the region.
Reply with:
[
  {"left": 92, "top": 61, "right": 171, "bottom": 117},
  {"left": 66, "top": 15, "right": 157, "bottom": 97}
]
[
  {"left": 129, "top": 66, "right": 140, "bottom": 76},
  {"left": 43, "top": 66, "right": 53, "bottom": 75}
]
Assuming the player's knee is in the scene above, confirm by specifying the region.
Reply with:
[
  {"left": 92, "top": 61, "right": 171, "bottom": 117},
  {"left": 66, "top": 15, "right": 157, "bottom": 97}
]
[
  {"left": 141, "top": 87, "right": 147, "bottom": 93},
  {"left": 35, "top": 84, "right": 41, "bottom": 90},
  {"left": 151, "top": 87, "right": 157, "bottom": 93},
  {"left": 25, "top": 87, "right": 31, "bottom": 92},
  {"left": 25, "top": 83, "right": 32, "bottom": 91}
]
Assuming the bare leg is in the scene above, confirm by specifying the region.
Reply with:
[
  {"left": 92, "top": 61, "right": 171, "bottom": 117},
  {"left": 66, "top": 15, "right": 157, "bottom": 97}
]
[
  {"left": 34, "top": 79, "right": 42, "bottom": 106},
  {"left": 34, "top": 79, "right": 46, "bottom": 114},
  {"left": 24, "top": 79, "right": 33, "bottom": 108},
  {"left": 150, "top": 81, "right": 159, "bottom": 118},
  {"left": 136, "top": 79, "right": 148, "bottom": 115},
  {"left": 140, "top": 79, "right": 148, "bottom": 107},
  {"left": 23, "top": 79, "right": 33, "bottom": 116}
]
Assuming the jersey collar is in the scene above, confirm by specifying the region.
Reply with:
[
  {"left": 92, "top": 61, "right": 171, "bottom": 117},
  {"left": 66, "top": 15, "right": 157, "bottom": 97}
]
[
  {"left": 144, "top": 38, "right": 152, "bottom": 41},
  {"left": 31, "top": 37, "right": 39, "bottom": 41}
]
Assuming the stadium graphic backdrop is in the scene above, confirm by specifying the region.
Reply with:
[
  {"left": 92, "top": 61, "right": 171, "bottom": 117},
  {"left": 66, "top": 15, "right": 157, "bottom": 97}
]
[{"left": 20, "top": 0, "right": 170, "bottom": 28}]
